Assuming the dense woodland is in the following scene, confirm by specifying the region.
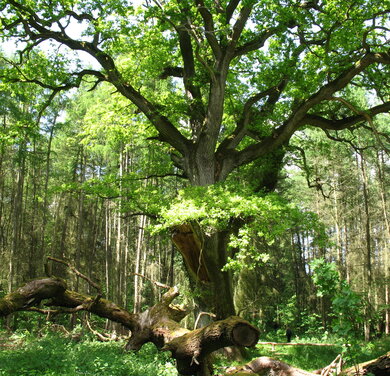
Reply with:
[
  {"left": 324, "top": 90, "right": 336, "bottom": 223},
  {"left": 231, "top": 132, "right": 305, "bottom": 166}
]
[
  {"left": 0, "top": 83, "right": 389, "bottom": 338},
  {"left": 0, "top": 0, "right": 389, "bottom": 375}
]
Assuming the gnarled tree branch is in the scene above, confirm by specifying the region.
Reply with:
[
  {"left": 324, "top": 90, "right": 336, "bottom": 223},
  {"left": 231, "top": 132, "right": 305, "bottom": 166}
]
[{"left": 0, "top": 277, "right": 259, "bottom": 376}]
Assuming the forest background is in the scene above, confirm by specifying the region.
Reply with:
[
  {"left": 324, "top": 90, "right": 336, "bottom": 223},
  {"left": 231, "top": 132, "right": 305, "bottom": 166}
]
[
  {"left": 0, "top": 0, "right": 389, "bottom": 374},
  {"left": 1, "top": 57, "right": 389, "bottom": 340}
]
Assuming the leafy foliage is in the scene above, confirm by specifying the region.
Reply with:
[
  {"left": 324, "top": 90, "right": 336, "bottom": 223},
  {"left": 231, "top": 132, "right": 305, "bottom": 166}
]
[
  {"left": 311, "top": 258, "right": 364, "bottom": 339},
  {"left": 154, "top": 183, "right": 328, "bottom": 271}
]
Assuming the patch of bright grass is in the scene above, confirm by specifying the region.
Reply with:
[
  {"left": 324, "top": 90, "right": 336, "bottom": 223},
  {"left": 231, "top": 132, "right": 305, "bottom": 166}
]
[
  {"left": 0, "top": 333, "right": 178, "bottom": 376},
  {"left": 252, "top": 342, "right": 342, "bottom": 371},
  {"left": 1, "top": 330, "right": 388, "bottom": 375},
  {"left": 246, "top": 335, "right": 390, "bottom": 372}
]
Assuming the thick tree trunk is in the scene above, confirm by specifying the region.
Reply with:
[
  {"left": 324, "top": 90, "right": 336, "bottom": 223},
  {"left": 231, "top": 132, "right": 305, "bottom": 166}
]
[
  {"left": 173, "top": 148, "right": 286, "bottom": 322},
  {"left": 172, "top": 223, "right": 235, "bottom": 320}
]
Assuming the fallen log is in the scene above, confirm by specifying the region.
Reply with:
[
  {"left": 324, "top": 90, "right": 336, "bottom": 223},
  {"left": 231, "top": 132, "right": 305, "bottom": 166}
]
[
  {"left": 224, "top": 356, "right": 319, "bottom": 376},
  {"left": 0, "top": 278, "right": 259, "bottom": 376},
  {"left": 257, "top": 342, "right": 341, "bottom": 347},
  {"left": 342, "top": 351, "right": 390, "bottom": 376},
  {"left": 2, "top": 265, "right": 385, "bottom": 376},
  {"left": 257, "top": 341, "right": 342, "bottom": 352}
]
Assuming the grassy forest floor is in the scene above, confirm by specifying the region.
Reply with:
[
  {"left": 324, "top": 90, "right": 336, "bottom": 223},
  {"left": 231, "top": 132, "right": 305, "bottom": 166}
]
[{"left": 0, "top": 328, "right": 389, "bottom": 376}]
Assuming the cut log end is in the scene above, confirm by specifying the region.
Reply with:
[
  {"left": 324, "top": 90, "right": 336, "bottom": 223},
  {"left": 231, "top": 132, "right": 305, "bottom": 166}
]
[{"left": 232, "top": 323, "right": 259, "bottom": 347}]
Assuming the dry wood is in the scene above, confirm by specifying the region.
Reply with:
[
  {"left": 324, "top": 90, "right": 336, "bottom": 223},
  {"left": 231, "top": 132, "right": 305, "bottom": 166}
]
[
  {"left": 85, "top": 319, "right": 115, "bottom": 342},
  {"left": 257, "top": 342, "right": 342, "bottom": 353},
  {"left": 342, "top": 351, "right": 390, "bottom": 376},
  {"left": 258, "top": 342, "right": 340, "bottom": 347},
  {"left": 225, "top": 356, "right": 319, "bottom": 376},
  {"left": 194, "top": 311, "right": 217, "bottom": 329},
  {"left": 321, "top": 354, "right": 342, "bottom": 376}
]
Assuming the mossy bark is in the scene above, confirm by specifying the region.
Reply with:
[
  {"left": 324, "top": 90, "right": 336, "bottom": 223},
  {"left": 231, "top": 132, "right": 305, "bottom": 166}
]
[{"left": 0, "top": 278, "right": 66, "bottom": 316}]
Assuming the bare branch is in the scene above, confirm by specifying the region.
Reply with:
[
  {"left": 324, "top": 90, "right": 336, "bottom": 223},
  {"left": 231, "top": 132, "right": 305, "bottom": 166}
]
[
  {"left": 229, "top": 4, "right": 253, "bottom": 49},
  {"left": 217, "top": 80, "right": 287, "bottom": 154},
  {"left": 64, "top": 10, "right": 96, "bottom": 22},
  {"left": 46, "top": 257, "right": 102, "bottom": 295},
  {"left": 323, "top": 129, "right": 374, "bottom": 152},
  {"left": 292, "top": 145, "right": 329, "bottom": 199},
  {"left": 132, "top": 273, "right": 171, "bottom": 289},
  {"left": 194, "top": 311, "right": 216, "bottom": 329}
]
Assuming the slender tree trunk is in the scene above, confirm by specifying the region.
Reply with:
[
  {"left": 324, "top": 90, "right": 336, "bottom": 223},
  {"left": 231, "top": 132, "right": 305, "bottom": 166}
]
[
  {"left": 168, "top": 243, "right": 175, "bottom": 287},
  {"left": 376, "top": 151, "right": 390, "bottom": 335},
  {"left": 344, "top": 219, "right": 351, "bottom": 285},
  {"left": 41, "top": 120, "right": 56, "bottom": 262},
  {"left": 122, "top": 149, "right": 130, "bottom": 309},
  {"left": 105, "top": 202, "right": 112, "bottom": 301},
  {"left": 0, "top": 128, "right": 7, "bottom": 267},
  {"left": 7, "top": 142, "right": 26, "bottom": 329},
  {"left": 332, "top": 172, "right": 344, "bottom": 279},
  {"left": 358, "top": 151, "right": 372, "bottom": 341},
  {"left": 386, "top": 260, "right": 390, "bottom": 335},
  {"left": 28, "top": 140, "right": 39, "bottom": 279},
  {"left": 10, "top": 143, "right": 26, "bottom": 289},
  {"left": 76, "top": 148, "right": 85, "bottom": 289},
  {"left": 134, "top": 214, "right": 147, "bottom": 313}
]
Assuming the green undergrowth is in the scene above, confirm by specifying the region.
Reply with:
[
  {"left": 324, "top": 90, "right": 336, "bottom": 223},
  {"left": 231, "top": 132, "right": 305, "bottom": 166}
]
[
  {"left": 0, "top": 332, "right": 178, "bottom": 376},
  {"left": 0, "top": 330, "right": 389, "bottom": 375},
  {"left": 252, "top": 342, "right": 342, "bottom": 371},
  {"left": 247, "top": 335, "right": 390, "bottom": 372}
]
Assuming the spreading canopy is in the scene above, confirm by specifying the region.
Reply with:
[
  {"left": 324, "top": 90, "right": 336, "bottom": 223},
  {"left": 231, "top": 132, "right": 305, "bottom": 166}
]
[
  {"left": 0, "top": 0, "right": 389, "bottom": 185},
  {"left": 1, "top": 0, "right": 389, "bottom": 322}
]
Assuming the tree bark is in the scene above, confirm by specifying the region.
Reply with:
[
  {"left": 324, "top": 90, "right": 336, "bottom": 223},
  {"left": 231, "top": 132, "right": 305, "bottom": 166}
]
[
  {"left": 172, "top": 223, "right": 235, "bottom": 320},
  {"left": 134, "top": 214, "right": 147, "bottom": 313}
]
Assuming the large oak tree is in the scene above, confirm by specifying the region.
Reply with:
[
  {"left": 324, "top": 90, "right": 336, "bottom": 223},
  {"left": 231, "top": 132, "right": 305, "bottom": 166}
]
[{"left": 1, "top": 0, "right": 389, "bottom": 319}]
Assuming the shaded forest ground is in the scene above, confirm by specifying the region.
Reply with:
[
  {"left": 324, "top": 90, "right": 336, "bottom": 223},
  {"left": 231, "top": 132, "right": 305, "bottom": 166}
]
[{"left": 0, "top": 326, "right": 389, "bottom": 376}]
